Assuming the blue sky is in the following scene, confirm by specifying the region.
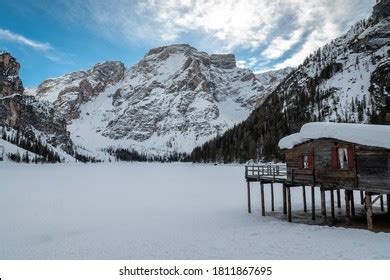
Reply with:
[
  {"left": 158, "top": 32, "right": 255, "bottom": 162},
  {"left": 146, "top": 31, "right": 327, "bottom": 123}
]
[{"left": 0, "top": 0, "right": 374, "bottom": 87}]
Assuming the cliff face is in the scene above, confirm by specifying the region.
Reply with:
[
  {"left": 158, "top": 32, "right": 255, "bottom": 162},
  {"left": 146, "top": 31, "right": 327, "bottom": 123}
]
[
  {"left": 373, "top": 0, "right": 390, "bottom": 22},
  {"left": 0, "top": 52, "right": 23, "bottom": 97},
  {"left": 0, "top": 52, "right": 74, "bottom": 154}
]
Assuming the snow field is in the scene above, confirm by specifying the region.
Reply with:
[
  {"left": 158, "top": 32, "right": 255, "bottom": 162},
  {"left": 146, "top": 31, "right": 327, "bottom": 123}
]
[{"left": 1, "top": 163, "right": 390, "bottom": 259}]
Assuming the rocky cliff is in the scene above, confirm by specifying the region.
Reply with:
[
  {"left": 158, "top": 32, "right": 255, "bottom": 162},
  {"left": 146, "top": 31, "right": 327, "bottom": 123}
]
[{"left": 0, "top": 52, "right": 73, "bottom": 154}]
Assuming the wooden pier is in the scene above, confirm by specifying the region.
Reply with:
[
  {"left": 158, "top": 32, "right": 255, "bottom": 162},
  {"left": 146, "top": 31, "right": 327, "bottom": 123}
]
[{"left": 245, "top": 164, "right": 390, "bottom": 230}]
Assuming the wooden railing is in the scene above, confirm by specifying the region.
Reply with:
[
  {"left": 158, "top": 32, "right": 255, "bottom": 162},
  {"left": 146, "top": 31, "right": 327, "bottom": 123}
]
[{"left": 245, "top": 164, "right": 287, "bottom": 180}]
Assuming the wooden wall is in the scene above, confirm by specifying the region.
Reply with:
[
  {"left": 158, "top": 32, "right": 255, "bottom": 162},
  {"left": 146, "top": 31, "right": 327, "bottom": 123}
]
[
  {"left": 313, "top": 139, "right": 356, "bottom": 189},
  {"left": 356, "top": 146, "right": 390, "bottom": 193},
  {"left": 284, "top": 138, "right": 390, "bottom": 193},
  {"left": 285, "top": 141, "right": 315, "bottom": 184}
]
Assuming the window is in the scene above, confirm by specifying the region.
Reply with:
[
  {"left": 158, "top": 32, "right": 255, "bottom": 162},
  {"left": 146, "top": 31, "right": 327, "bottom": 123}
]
[
  {"left": 337, "top": 148, "right": 349, "bottom": 169},
  {"left": 331, "top": 146, "right": 354, "bottom": 170},
  {"left": 299, "top": 154, "right": 313, "bottom": 169},
  {"left": 303, "top": 155, "right": 309, "bottom": 169}
]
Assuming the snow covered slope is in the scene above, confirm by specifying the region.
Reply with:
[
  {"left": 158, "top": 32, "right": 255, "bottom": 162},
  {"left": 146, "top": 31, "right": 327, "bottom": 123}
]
[
  {"left": 33, "top": 44, "right": 290, "bottom": 156},
  {"left": 191, "top": 4, "right": 390, "bottom": 162}
]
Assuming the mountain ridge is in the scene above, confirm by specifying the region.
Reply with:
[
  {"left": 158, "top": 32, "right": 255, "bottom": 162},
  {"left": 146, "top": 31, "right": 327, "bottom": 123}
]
[
  {"left": 191, "top": 6, "right": 390, "bottom": 163},
  {"left": 30, "top": 44, "right": 291, "bottom": 157}
]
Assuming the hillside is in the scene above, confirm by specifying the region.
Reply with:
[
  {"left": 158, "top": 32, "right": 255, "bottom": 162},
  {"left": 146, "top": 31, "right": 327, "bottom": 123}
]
[{"left": 191, "top": 3, "right": 390, "bottom": 163}]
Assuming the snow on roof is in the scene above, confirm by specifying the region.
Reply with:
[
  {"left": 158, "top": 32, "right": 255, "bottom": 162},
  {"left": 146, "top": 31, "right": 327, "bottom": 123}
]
[{"left": 278, "top": 122, "right": 390, "bottom": 150}]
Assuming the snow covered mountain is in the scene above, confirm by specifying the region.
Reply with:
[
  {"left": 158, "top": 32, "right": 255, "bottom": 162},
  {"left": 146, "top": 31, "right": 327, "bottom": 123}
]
[
  {"left": 33, "top": 44, "right": 290, "bottom": 156},
  {"left": 192, "top": 1, "right": 390, "bottom": 162}
]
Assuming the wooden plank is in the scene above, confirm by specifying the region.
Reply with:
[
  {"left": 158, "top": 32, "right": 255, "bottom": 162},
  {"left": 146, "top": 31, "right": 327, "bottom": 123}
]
[
  {"left": 283, "top": 184, "right": 287, "bottom": 215},
  {"left": 302, "top": 185, "right": 307, "bottom": 212},
  {"left": 321, "top": 188, "right": 327, "bottom": 225},
  {"left": 380, "top": 195, "right": 384, "bottom": 212},
  {"left": 287, "top": 186, "right": 292, "bottom": 223},
  {"left": 311, "top": 186, "right": 315, "bottom": 220},
  {"left": 271, "top": 182, "right": 275, "bottom": 212},
  {"left": 366, "top": 193, "right": 373, "bottom": 231},
  {"left": 345, "top": 190, "right": 351, "bottom": 226},
  {"left": 388, "top": 194, "right": 390, "bottom": 216},
  {"left": 350, "top": 191, "right": 355, "bottom": 216},
  {"left": 330, "top": 190, "right": 335, "bottom": 219},
  {"left": 260, "top": 182, "right": 265, "bottom": 217},
  {"left": 337, "top": 189, "right": 341, "bottom": 208},
  {"left": 247, "top": 181, "right": 251, "bottom": 214}
]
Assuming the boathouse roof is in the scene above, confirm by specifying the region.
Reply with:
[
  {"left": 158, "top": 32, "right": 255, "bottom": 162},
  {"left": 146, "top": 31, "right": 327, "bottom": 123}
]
[{"left": 278, "top": 122, "right": 390, "bottom": 150}]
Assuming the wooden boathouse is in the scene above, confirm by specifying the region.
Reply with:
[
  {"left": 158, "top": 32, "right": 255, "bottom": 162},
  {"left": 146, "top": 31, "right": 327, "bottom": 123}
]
[{"left": 245, "top": 122, "right": 390, "bottom": 230}]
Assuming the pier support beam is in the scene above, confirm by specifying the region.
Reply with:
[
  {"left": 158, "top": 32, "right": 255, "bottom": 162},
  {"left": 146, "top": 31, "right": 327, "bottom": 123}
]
[
  {"left": 330, "top": 190, "right": 335, "bottom": 219},
  {"left": 366, "top": 193, "right": 373, "bottom": 231},
  {"left": 350, "top": 191, "right": 355, "bottom": 216},
  {"left": 271, "top": 182, "right": 275, "bottom": 212},
  {"left": 302, "top": 185, "right": 307, "bottom": 213},
  {"left": 345, "top": 190, "right": 351, "bottom": 226},
  {"left": 337, "top": 189, "right": 341, "bottom": 208},
  {"left": 360, "top": 191, "right": 364, "bottom": 205},
  {"left": 247, "top": 181, "right": 251, "bottom": 214},
  {"left": 260, "top": 182, "right": 265, "bottom": 216},
  {"left": 380, "top": 195, "right": 384, "bottom": 212},
  {"left": 311, "top": 186, "right": 315, "bottom": 220},
  {"left": 387, "top": 194, "right": 390, "bottom": 216},
  {"left": 320, "top": 188, "right": 327, "bottom": 225},
  {"left": 283, "top": 184, "right": 287, "bottom": 215},
  {"left": 287, "top": 186, "right": 292, "bottom": 223}
]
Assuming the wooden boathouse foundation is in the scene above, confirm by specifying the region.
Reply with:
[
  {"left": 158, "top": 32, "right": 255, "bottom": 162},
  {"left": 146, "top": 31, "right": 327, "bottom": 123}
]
[{"left": 245, "top": 164, "right": 390, "bottom": 231}]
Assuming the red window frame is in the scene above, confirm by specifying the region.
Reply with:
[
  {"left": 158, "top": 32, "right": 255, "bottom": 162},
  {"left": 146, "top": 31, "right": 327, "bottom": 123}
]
[
  {"left": 331, "top": 145, "right": 355, "bottom": 170},
  {"left": 299, "top": 153, "right": 313, "bottom": 169}
]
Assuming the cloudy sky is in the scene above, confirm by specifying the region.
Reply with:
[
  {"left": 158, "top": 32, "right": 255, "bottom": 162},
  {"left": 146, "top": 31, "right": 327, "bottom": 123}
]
[{"left": 0, "top": 0, "right": 374, "bottom": 86}]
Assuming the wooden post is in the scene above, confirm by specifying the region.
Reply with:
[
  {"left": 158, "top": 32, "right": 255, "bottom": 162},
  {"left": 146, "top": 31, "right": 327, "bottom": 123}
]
[
  {"left": 260, "top": 182, "right": 265, "bottom": 216},
  {"left": 287, "top": 186, "right": 292, "bottom": 223},
  {"left": 387, "top": 194, "right": 390, "bottom": 216},
  {"left": 366, "top": 193, "right": 373, "bottom": 231},
  {"left": 337, "top": 189, "right": 341, "bottom": 208},
  {"left": 271, "top": 182, "right": 275, "bottom": 212},
  {"left": 311, "top": 186, "right": 315, "bottom": 220},
  {"left": 302, "top": 185, "right": 307, "bottom": 213},
  {"left": 330, "top": 190, "right": 335, "bottom": 219},
  {"left": 350, "top": 191, "right": 355, "bottom": 216},
  {"left": 360, "top": 191, "right": 364, "bottom": 205},
  {"left": 380, "top": 195, "right": 384, "bottom": 212},
  {"left": 283, "top": 184, "right": 287, "bottom": 215},
  {"left": 345, "top": 190, "right": 351, "bottom": 226},
  {"left": 247, "top": 181, "right": 251, "bottom": 214},
  {"left": 320, "top": 188, "right": 327, "bottom": 225}
]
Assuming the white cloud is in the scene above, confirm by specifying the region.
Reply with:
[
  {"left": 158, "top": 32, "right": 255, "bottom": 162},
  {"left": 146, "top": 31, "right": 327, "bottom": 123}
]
[
  {"left": 0, "top": 28, "right": 51, "bottom": 51},
  {"left": 42, "top": 0, "right": 373, "bottom": 69},
  {"left": 262, "top": 29, "right": 304, "bottom": 59},
  {"left": 237, "top": 57, "right": 258, "bottom": 69}
]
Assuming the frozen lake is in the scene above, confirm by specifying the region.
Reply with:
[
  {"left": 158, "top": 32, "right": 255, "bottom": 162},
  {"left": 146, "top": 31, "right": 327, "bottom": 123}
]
[{"left": 1, "top": 162, "right": 390, "bottom": 259}]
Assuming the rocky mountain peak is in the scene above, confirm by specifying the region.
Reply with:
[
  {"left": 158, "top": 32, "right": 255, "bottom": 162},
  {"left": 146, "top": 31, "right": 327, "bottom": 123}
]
[
  {"left": 32, "top": 44, "right": 291, "bottom": 156},
  {"left": 0, "top": 52, "right": 73, "bottom": 154},
  {"left": 373, "top": 0, "right": 390, "bottom": 22},
  {"left": 145, "top": 44, "right": 197, "bottom": 57},
  {"left": 210, "top": 54, "right": 236, "bottom": 69},
  {"left": 91, "top": 61, "right": 125, "bottom": 84},
  {"left": 0, "top": 52, "right": 24, "bottom": 97}
]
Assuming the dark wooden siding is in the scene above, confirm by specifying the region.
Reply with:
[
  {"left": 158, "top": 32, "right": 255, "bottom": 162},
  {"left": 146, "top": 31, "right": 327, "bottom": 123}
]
[
  {"left": 356, "top": 147, "right": 390, "bottom": 192},
  {"left": 284, "top": 138, "right": 390, "bottom": 192},
  {"left": 285, "top": 141, "right": 314, "bottom": 184},
  {"left": 313, "top": 139, "right": 356, "bottom": 189}
]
